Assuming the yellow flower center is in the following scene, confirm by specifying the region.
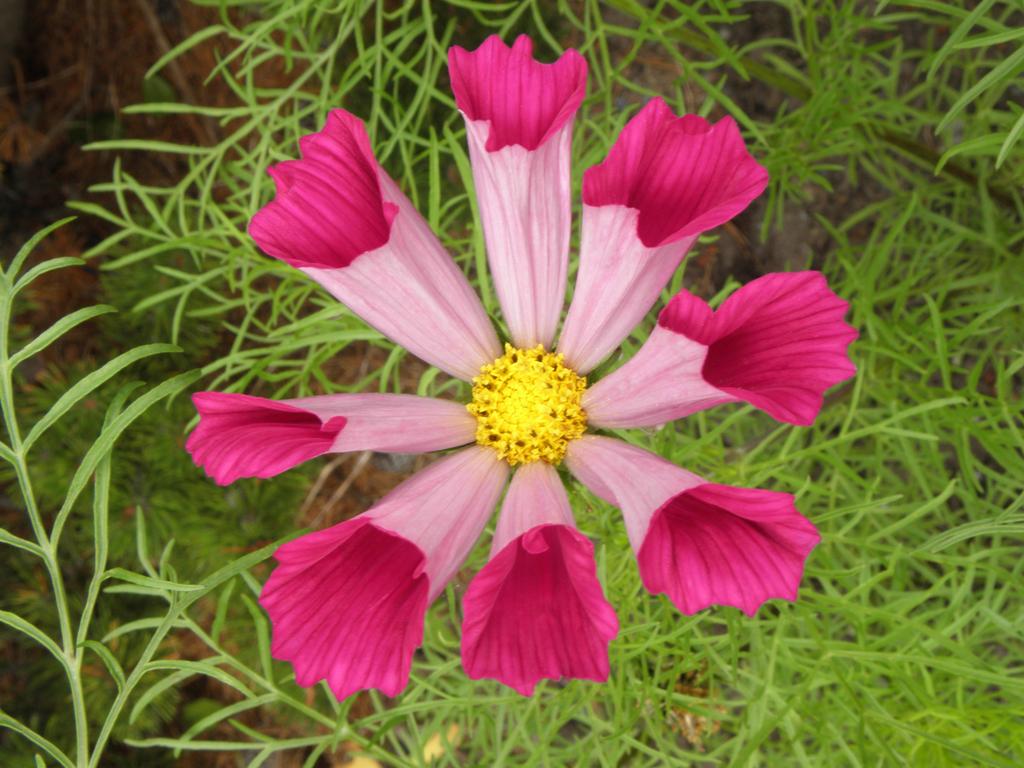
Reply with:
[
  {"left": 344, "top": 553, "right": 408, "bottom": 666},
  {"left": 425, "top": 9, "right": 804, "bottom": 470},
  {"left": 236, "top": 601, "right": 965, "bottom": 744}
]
[{"left": 467, "top": 343, "right": 587, "bottom": 466}]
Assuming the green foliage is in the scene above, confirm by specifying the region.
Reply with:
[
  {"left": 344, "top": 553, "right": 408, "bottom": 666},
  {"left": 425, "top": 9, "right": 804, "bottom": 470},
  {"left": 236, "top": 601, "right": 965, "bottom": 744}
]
[
  {"left": 1, "top": 225, "right": 314, "bottom": 766},
  {"left": 3, "top": 1, "right": 1023, "bottom": 766},
  {"left": 0, "top": 221, "right": 204, "bottom": 767}
]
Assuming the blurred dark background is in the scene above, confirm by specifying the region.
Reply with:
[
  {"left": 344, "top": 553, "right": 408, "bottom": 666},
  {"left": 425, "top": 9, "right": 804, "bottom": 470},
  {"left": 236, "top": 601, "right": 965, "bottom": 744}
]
[{"left": 0, "top": 0, "right": 225, "bottom": 349}]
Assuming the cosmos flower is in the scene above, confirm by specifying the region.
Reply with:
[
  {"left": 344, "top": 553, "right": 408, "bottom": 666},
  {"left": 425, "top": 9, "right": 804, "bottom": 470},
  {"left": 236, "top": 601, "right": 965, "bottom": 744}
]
[{"left": 187, "top": 35, "right": 856, "bottom": 698}]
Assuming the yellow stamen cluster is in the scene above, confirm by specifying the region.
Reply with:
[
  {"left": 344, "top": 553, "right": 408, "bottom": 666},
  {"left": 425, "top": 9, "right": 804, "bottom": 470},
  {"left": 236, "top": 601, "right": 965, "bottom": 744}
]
[{"left": 468, "top": 343, "right": 587, "bottom": 466}]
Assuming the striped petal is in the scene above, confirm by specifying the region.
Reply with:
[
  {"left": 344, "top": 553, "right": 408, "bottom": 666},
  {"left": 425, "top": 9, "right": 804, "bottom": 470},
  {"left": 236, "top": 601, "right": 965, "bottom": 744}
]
[
  {"left": 565, "top": 436, "right": 820, "bottom": 616},
  {"left": 450, "top": 36, "right": 586, "bottom": 347},
  {"left": 462, "top": 462, "right": 617, "bottom": 695},
  {"left": 250, "top": 109, "right": 499, "bottom": 380},
  {"left": 586, "top": 271, "right": 856, "bottom": 428},
  {"left": 260, "top": 445, "right": 508, "bottom": 700},
  {"left": 638, "top": 483, "right": 821, "bottom": 616},
  {"left": 188, "top": 391, "right": 475, "bottom": 485},
  {"left": 558, "top": 99, "right": 768, "bottom": 374}
]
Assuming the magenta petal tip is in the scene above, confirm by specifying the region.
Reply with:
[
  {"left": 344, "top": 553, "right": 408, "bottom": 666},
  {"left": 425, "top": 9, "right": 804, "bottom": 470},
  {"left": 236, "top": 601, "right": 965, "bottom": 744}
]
[
  {"left": 462, "top": 524, "right": 618, "bottom": 696},
  {"left": 249, "top": 109, "right": 396, "bottom": 270},
  {"left": 663, "top": 270, "right": 858, "bottom": 425},
  {"left": 449, "top": 34, "right": 587, "bottom": 152},
  {"left": 582, "top": 97, "right": 768, "bottom": 247},
  {"left": 638, "top": 484, "right": 821, "bottom": 617},
  {"left": 260, "top": 518, "right": 429, "bottom": 700},
  {"left": 186, "top": 392, "right": 345, "bottom": 485}
]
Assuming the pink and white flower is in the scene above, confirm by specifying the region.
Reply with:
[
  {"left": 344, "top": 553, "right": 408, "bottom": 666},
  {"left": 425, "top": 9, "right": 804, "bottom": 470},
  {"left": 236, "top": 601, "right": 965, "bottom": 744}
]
[{"left": 188, "top": 35, "right": 856, "bottom": 698}]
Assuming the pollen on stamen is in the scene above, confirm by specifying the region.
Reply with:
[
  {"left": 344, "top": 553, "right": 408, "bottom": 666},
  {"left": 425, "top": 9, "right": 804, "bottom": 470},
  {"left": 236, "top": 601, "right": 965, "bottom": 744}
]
[{"left": 467, "top": 343, "right": 587, "bottom": 466}]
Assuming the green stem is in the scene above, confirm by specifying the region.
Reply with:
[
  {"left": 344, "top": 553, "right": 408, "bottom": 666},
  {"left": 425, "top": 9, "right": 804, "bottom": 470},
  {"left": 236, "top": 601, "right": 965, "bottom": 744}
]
[
  {"left": 0, "top": 285, "right": 91, "bottom": 768},
  {"left": 180, "top": 617, "right": 337, "bottom": 729}
]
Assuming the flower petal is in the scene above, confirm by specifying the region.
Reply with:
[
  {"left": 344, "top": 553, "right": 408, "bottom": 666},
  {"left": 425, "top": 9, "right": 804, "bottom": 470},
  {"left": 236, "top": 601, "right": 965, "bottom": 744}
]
[
  {"left": 187, "top": 392, "right": 476, "bottom": 485},
  {"left": 260, "top": 445, "right": 507, "bottom": 700},
  {"left": 558, "top": 99, "right": 767, "bottom": 374},
  {"left": 564, "top": 436, "right": 702, "bottom": 553},
  {"left": 187, "top": 392, "right": 345, "bottom": 485},
  {"left": 250, "top": 109, "right": 500, "bottom": 380},
  {"left": 290, "top": 393, "right": 476, "bottom": 453},
  {"left": 448, "top": 35, "right": 587, "bottom": 152},
  {"left": 659, "top": 271, "right": 858, "bottom": 425},
  {"left": 260, "top": 517, "right": 428, "bottom": 700},
  {"left": 462, "top": 462, "right": 617, "bottom": 695},
  {"left": 489, "top": 460, "right": 574, "bottom": 553},
  {"left": 556, "top": 205, "right": 689, "bottom": 375},
  {"left": 566, "top": 436, "right": 820, "bottom": 616},
  {"left": 367, "top": 445, "right": 509, "bottom": 598},
  {"left": 450, "top": 36, "right": 586, "bottom": 347},
  {"left": 586, "top": 272, "right": 856, "bottom": 427},
  {"left": 582, "top": 99, "right": 768, "bottom": 246},
  {"left": 583, "top": 323, "right": 732, "bottom": 429},
  {"left": 638, "top": 484, "right": 821, "bottom": 616},
  {"left": 249, "top": 112, "right": 395, "bottom": 270}
]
